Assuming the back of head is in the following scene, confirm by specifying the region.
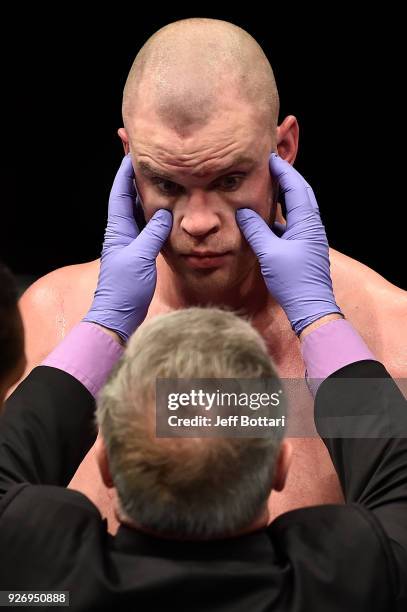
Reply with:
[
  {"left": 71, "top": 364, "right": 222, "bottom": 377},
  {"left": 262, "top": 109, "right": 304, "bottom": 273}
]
[
  {"left": 97, "top": 307, "right": 284, "bottom": 539},
  {"left": 123, "top": 17, "right": 279, "bottom": 137}
]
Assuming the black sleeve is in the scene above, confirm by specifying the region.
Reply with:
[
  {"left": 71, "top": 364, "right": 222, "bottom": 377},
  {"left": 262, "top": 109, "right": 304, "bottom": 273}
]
[
  {"left": 0, "top": 366, "right": 97, "bottom": 498},
  {"left": 315, "top": 359, "right": 407, "bottom": 603}
]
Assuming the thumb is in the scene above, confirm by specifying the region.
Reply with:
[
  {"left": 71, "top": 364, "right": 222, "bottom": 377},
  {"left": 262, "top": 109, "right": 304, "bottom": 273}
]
[
  {"left": 130, "top": 209, "right": 173, "bottom": 260},
  {"left": 236, "top": 208, "right": 279, "bottom": 259}
]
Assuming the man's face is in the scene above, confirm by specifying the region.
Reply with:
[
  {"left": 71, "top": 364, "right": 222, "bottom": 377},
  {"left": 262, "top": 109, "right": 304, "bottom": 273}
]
[{"left": 127, "top": 100, "right": 276, "bottom": 299}]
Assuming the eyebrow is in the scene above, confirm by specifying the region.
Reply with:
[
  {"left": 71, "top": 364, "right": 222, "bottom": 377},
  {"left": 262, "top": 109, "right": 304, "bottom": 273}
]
[{"left": 137, "top": 155, "right": 256, "bottom": 182}]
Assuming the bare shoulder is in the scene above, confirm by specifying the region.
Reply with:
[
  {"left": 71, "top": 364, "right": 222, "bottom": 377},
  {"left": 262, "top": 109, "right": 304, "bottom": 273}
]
[
  {"left": 330, "top": 248, "right": 407, "bottom": 376},
  {"left": 18, "top": 259, "right": 100, "bottom": 375}
]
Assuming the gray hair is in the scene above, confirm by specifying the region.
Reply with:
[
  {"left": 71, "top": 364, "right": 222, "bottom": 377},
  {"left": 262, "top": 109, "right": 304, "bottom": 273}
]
[{"left": 96, "top": 307, "right": 284, "bottom": 539}]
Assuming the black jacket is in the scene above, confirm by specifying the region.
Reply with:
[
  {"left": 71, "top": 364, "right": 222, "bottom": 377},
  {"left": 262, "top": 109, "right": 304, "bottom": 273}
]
[{"left": 0, "top": 361, "right": 406, "bottom": 611}]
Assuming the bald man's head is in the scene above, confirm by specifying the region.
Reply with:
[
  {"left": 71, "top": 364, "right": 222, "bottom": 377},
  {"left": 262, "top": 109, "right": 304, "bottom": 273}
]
[
  {"left": 122, "top": 18, "right": 279, "bottom": 137},
  {"left": 118, "top": 18, "right": 298, "bottom": 305}
]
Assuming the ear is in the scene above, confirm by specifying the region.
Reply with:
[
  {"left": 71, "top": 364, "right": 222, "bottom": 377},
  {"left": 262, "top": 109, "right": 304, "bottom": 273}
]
[
  {"left": 276, "top": 115, "right": 299, "bottom": 165},
  {"left": 95, "top": 433, "right": 115, "bottom": 489},
  {"left": 272, "top": 440, "right": 293, "bottom": 492},
  {"left": 117, "top": 127, "right": 130, "bottom": 155}
]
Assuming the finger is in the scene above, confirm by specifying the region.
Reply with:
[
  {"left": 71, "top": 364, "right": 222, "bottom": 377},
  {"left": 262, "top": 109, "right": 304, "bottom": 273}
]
[
  {"left": 236, "top": 208, "right": 279, "bottom": 259},
  {"left": 304, "top": 183, "right": 321, "bottom": 218},
  {"left": 130, "top": 209, "right": 173, "bottom": 261},
  {"left": 104, "top": 155, "right": 140, "bottom": 248},
  {"left": 269, "top": 153, "right": 316, "bottom": 230},
  {"left": 107, "top": 154, "right": 138, "bottom": 225}
]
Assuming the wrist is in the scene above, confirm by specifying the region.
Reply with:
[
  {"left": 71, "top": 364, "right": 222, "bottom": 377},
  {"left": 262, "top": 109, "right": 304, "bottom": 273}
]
[
  {"left": 299, "top": 313, "right": 344, "bottom": 341},
  {"left": 89, "top": 323, "right": 125, "bottom": 346}
]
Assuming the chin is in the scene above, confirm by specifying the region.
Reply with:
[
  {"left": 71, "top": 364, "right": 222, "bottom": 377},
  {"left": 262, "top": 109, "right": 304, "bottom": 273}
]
[
  {"left": 163, "top": 250, "right": 257, "bottom": 298},
  {"left": 179, "top": 267, "right": 249, "bottom": 303}
]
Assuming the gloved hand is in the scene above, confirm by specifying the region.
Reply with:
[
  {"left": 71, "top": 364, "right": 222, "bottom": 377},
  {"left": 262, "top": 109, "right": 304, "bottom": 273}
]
[
  {"left": 83, "top": 154, "right": 172, "bottom": 342},
  {"left": 236, "top": 153, "right": 342, "bottom": 336}
]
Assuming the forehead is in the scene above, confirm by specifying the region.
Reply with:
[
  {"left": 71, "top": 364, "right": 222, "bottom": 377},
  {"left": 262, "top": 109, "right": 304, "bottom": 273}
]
[
  {"left": 128, "top": 103, "right": 269, "bottom": 177},
  {"left": 137, "top": 154, "right": 257, "bottom": 182}
]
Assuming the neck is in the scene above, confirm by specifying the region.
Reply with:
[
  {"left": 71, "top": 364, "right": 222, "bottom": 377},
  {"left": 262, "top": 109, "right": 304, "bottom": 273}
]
[{"left": 116, "top": 505, "right": 270, "bottom": 541}]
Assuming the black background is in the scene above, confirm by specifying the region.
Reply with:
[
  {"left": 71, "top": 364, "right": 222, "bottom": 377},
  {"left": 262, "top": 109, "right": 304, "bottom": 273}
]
[{"left": 2, "top": 7, "right": 405, "bottom": 289}]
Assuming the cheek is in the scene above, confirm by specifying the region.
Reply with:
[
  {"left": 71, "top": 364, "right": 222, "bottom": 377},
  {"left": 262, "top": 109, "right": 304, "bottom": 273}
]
[
  {"left": 237, "top": 175, "right": 274, "bottom": 224},
  {"left": 256, "top": 171, "right": 276, "bottom": 221}
]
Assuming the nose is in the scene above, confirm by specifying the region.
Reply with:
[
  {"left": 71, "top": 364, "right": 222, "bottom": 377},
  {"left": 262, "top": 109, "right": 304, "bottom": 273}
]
[{"left": 180, "top": 192, "right": 221, "bottom": 238}]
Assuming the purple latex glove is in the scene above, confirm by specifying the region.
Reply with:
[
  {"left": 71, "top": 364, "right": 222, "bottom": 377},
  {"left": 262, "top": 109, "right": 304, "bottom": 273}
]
[
  {"left": 83, "top": 155, "right": 172, "bottom": 342},
  {"left": 236, "top": 153, "right": 342, "bottom": 336}
]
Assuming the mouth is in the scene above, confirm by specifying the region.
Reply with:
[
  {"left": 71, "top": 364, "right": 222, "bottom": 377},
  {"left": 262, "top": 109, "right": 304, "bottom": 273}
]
[{"left": 181, "top": 251, "right": 233, "bottom": 269}]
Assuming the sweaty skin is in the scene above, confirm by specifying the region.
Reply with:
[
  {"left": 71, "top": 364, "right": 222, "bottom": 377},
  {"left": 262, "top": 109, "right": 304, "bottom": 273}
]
[{"left": 17, "top": 249, "right": 407, "bottom": 532}]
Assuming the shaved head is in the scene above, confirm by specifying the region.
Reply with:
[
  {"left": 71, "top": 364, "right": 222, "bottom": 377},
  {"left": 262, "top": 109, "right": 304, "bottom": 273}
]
[
  {"left": 118, "top": 18, "right": 297, "bottom": 306},
  {"left": 122, "top": 18, "right": 279, "bottom": 137}
]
